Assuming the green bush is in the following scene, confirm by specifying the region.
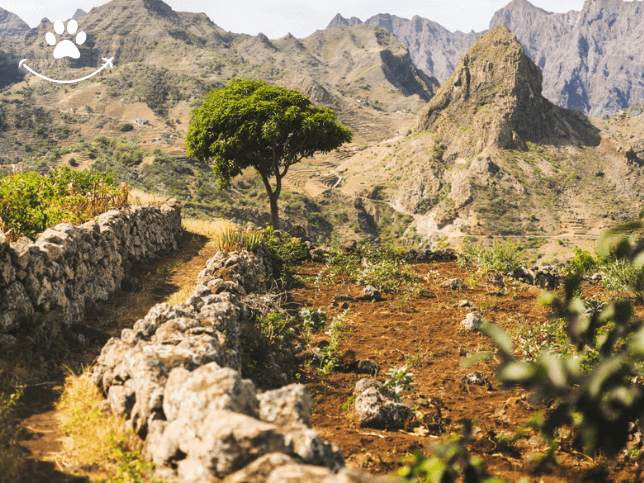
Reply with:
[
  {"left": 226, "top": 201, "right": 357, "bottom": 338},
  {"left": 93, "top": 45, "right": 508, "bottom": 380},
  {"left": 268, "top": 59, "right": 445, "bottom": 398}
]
[
  {"left": 0, "top": 167, "right": 126, "bottom": 241},
  {"left": 601, "top": 257, "right": 644, "bottom": 296},
  {"left": 565, "top": 247, "right": 597, "bottom": 277},
  {"left": 458, "top": 240, "right": 520, "bottom": 273},
  {"left": 118, "top": 123, "right": 134, "bottom": 132}
]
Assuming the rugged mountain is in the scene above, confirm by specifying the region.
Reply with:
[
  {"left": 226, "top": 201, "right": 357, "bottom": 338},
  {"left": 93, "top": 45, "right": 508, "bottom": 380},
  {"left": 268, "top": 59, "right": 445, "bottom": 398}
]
[
  {"left": 327, "top": 13, "right": 482, "bottom": 84},
  {"left": 490, "top": 0, "right": 644, "bottom": 116},
  {"left": 0, "top": 7, "right": 30, "bottom": 40},
  {"left": 334, "top": 26, "right": 644, "bottom": 241},
  {"left": 72, "top": 9, "right": 88, "bottom": 19},
  {"left": 417, "top": 25, "right": 599, "bottom": 156}
]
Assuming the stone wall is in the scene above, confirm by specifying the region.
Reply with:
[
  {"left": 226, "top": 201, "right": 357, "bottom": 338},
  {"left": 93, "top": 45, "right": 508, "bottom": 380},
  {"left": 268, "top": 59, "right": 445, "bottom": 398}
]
[
  {"left": 0, "top": 200, "right": 182, "bottom": 335},
  {"left": 92, "top": 249, "right": 384, "bottom": 482}
]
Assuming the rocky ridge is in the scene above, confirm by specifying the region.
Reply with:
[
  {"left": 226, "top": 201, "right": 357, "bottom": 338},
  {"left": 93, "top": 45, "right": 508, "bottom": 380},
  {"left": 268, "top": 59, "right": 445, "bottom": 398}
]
[
  {"left": 92, "top": 248, "right": 383, "bottom": 482},
  {"left": 0, "top": 7, "right": 30, "bottom": 40},
  {"left": 328, "top": 13, "right": 482, "bottom": 85}
]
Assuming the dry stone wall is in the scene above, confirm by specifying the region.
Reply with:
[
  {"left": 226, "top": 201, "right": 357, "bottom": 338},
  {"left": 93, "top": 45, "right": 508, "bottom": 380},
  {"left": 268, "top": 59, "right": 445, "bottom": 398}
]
[
  {"left": 0, "top": 200, "right": 182, "bottom": 336},
  {"left": 92, "top": 249, "right": 384, "bottom": 482}
]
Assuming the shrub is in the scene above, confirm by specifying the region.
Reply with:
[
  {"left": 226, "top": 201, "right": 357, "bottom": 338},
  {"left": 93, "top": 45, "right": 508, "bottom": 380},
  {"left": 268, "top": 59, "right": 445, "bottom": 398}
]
[
  {"left": 299, "top": 308, "right": 328, "bottom": 333},
  {"left": 0, "top": 167, "right": 128, "bottom": 241},
  {"left": 565, "top": 247, "right": 597, "bottom": 277},
  {"left": 458, "top": 240, "right": 520, "bottom": 273},
  {"left": 214, "top": 225, "right": 263, "bottom": 252},
  {"left": 118, "top": 123, "right": 134, "bottom": 132},
  {"left": 601, "top": 257, "right": 644, "bottom": 297}
]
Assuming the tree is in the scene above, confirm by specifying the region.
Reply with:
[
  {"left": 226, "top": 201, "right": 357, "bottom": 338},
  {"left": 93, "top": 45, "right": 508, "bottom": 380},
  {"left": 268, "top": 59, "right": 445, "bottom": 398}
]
[{"left": 185, "top": 79, "right": 352, "bottom": 229}]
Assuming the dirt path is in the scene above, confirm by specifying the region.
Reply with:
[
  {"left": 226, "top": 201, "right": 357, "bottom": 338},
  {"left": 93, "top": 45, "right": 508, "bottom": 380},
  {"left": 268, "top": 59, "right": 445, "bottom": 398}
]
[{"left": 12, "top": 223, "right": 222, "bottom": 482}]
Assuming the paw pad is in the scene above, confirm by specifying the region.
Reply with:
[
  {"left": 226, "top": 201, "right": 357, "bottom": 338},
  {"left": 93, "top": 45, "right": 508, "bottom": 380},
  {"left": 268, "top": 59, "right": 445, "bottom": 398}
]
[{"left": 46, "top": 19, "right": 86, "bottom": 59}]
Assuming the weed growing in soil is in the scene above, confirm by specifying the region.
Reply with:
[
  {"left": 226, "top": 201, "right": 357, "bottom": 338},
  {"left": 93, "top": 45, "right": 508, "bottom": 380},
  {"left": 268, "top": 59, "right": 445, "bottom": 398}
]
[
  {"left": 382, "top": 366, "right": 414, "bottom": 402},
  {"left": 257, "top": 312, "right": 295, "bottom": 350},
  {"left": 299, "top": 307, "right": 328, "bottom": 335},
  {"left": 214, "top": 224, "right": 263, "bottom": 252},
  {"left": 397, "top": 421, "right": 505, "bottom": 483},
  {"left": 458, "top": 240, "right": 520, "bottom": 274},
  {"left": 319, "top": 310, "right": 349, "bottom": 377},
  {"left": 316, "top": 236, "right": 422, "bottom": 298}
]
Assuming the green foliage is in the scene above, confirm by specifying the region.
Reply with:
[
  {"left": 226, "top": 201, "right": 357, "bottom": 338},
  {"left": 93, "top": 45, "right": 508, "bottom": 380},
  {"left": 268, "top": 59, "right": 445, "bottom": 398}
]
[
  {"left": 263, "top": 226, "right": 308, "bottom": 268},
  {"left": 107, "top": 433, "right": 158, "bottom": 483},
  {"left": 482, "top": 225, "right": 644, "bottom": 455},
  {"left": 299, "top": 308, "right": 328, "bottom": 333},
  {"left": 0, "top": 167, "right": 126, "bottom": 241},
  {"left": 381, "top": 366, "right": 414, "bottom": 403},
  {"left": 257, "top": 312, "right": 294, "bottom": 351},
  {"left": 565, "top": 247, "right": 597, "bottom": 277},
  {"left": 601, "top": 257, "right": 644, "bottom": 297},
  {"left": 118, "top": 123, "right": 134, "bottom": 132},
  {"left": 397, "top": 421, "right": 506, "bottom": 483},
  {"left": 215, "top": 225, "right": 263, "bottom": 252},
  {"left": 186, "top": 79, "right": 352, "bottom": 228},
  {"left": 319, "top": 310, "right": 349, "bottom": 377},
  {"left": 316, "top": 235, "right": 421, "bottom": 298},
  {"left": 457, "top": 240, "right": 520, "bottom": 274}
]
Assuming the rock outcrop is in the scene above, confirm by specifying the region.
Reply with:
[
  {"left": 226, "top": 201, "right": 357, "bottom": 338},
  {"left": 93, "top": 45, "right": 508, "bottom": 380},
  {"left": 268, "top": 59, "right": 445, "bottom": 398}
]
[
  {"left": 490, "top": 0, "right": 644, "bottom": 116},
  {"left": 0, "top": 7, "right": 30, "bottom": 40},
  {"left": 417, "top": 25, "right": 600, "bottom": 156},
  {"left": 92, "top": 248, "right": 382, "bottom": 482},
  {"left": 0, "top": 200, "right": 182, "bottom": 336},
  {"left": 327, "top": 13, "right": 482, "bottom": 85}
]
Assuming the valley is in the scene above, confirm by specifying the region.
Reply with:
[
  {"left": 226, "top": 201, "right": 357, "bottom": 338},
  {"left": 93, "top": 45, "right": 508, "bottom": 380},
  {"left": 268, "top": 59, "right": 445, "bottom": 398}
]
[{"left": 1, "top": 0, "right": 644, "bottom": 482}]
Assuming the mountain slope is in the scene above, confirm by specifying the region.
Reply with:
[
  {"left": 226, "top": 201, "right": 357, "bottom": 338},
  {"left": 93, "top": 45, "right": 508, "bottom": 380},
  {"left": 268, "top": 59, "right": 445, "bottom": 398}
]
[
  {"left": 490, "top": 0, "right": 644, "bottom": 116},
  {"left": 327, "top": 13, "right": 482, "bottom": 84},
  {"left": 334, "top": 26, "right": 644, "bottom": 240},
  {"left": 0, "top": 7, "right": 29, "bottom": 40}
]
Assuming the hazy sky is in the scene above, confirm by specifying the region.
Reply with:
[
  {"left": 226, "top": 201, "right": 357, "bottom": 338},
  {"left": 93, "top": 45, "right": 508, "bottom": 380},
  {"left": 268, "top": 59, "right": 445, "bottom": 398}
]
[{"left": 1, "top": 0, "right": 589, "bottom": 38}]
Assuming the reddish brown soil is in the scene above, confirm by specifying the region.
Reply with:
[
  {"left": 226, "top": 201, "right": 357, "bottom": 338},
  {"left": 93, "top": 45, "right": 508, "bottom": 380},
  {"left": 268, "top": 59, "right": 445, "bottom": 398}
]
[{"left": 291, "top": 261, "right": 644, "bottom": 482}]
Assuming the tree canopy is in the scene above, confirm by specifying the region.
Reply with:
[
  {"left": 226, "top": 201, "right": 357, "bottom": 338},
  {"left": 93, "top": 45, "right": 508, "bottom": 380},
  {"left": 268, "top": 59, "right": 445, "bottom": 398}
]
[{"left": 185, "top": 79, "right": 352, "bottom": 228}]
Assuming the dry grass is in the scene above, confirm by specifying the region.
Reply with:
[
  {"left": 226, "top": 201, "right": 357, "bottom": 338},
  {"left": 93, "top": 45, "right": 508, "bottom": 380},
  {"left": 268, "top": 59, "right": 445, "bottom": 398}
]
[
  {"left": 128, "top": 188, "right": 170, "bottom": 206},
  {"left": 55, "top": 371, "right": 150, "bottom": 481},
  {"left": 162, "top": 217, "right": 236, "bottom": 306}
]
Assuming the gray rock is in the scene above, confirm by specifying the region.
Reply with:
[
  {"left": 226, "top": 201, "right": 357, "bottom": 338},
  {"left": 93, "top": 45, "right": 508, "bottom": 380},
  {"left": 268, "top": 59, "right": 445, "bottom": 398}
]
[
  {"left": 224, "top": 453, "right": 296, "bottom": 483},
  {"left": 354, "top": 387, "right": 411, "bottom": 429},
  {"left": 460, "top": 312, "right": 482, "bottom": 332},
  {"left": 456, "top": 300, "right": 476, "bottom": 308},
  {"left": 358, "top": 285, "right": 382, "bottom": 301},
  {"left": 443, "top": 278, "right": 466, "bottom": 290},
  {"left": 257, "top": 384, "right": 312, "bottom": 426},
  {"left": 355, "top": 360, "right": 380, "bottom": 376},
  {"left": 355, "top": 378, "right": 383, "bottom": 394},
  {"left": 461, "top": 372, "right": 493, "bottom": 389},
  {"left": 310, "top": 248, "right": 328, "bottom": 263}
]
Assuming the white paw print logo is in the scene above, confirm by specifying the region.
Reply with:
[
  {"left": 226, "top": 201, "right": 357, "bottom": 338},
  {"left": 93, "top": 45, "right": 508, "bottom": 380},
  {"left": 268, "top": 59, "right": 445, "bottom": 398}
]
[{"left": 46, "top": 19, "right": 87, "bottom": 59}]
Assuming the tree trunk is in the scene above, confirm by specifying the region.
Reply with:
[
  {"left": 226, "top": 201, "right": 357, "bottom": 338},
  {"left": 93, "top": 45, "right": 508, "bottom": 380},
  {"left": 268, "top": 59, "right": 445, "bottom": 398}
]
[{"left": 268, "top": 192, "right": 280, "bottom": 230}]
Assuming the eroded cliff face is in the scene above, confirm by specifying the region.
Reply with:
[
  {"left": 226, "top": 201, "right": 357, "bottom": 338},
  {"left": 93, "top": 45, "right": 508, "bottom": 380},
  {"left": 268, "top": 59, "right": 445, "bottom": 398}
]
[
  {"left": 417, "top": 25, "right": 600, "bottom": 156},
  {"left": 490, "top": 0, "right": 644, "bottom": 116}
]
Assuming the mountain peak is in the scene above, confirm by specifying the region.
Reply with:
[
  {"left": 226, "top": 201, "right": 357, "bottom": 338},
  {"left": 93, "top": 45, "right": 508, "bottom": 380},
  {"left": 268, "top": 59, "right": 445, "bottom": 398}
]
[
  {"left": 0, "top": 7, "right": 30, "bottom": 40},
  {"left": 418, "top": 25, "right": 598, "bottom": 154},
  {"left": 72, "top": 9, "right": 88, "bottom": 19},
  {"left": 327, "top": 13, "right": 363, "bottom": 29}
]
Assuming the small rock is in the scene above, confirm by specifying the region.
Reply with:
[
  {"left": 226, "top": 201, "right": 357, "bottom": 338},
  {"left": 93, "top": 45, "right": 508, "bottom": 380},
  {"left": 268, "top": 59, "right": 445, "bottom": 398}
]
[
  {"left": 358, "top": 285, "right": 382, "bottom": 301},
  {"left": 354, "top": 360, "right": 380, "bottom": 376},
  {"left": 591, "top": 272, "right": 602, "bottom": 281},
  {"left": 341, "top": 240, "right": 358, "bottom": 252},
  {"left": 310, "top": 247, "right": 327, "bottom": 263},
  {"left": 460, "top": 312, "right": 482, "bottom": 332},
  {"left": 354, "top": 387, "right": 411, "bottom": 429},
  {"left": 340, "top": 302, "right": 349, "bottom": 310},
  {"left": 486, "top": 271, "right": 505, "bottom": 288},
  {"left": 0, "top": 334, "right": 17, "bottom": 350},
  {"left": 355, "top": 378, "right": 383, "bottom": 394},
  {"left": 456, "top": 300, "right": 476, "bottom": 308},
  {"left": 443, "top": 278, "right": 466, "bottom": 290},
  {"left": 461, "top": 372, "right": 493, "bottom": 390}
]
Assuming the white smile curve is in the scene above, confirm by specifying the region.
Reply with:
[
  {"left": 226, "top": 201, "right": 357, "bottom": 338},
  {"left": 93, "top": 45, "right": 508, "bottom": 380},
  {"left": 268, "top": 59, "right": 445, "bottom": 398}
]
[{"left": 19, "top": 57, "right": 114, "bottom": 84}]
